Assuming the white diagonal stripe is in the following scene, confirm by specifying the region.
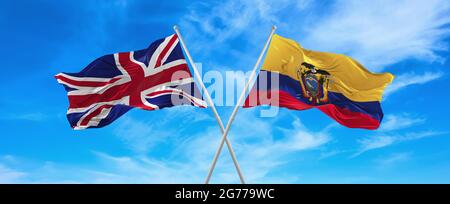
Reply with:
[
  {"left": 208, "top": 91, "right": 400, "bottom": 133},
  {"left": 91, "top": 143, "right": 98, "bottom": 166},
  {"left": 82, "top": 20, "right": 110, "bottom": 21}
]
[{"left": 148, "top": 35, "right": 174, "bottom": 69}]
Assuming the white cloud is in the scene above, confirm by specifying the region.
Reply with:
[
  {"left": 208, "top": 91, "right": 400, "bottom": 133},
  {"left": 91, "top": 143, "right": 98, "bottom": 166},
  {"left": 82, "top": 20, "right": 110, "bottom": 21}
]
[
  {"left": 5, "top": 0, "right": 449, "bottom": 184},
  {"left": 319, "top": 149, "right": 351, "bottom": 160},
  {"left": 89, "top": 152, "right": 204, "bottom": 183},
  {"left": 0, "top": 164, "right": 26, "bottom": 183},
  {"left": 113, "top": 116, "right": 172, "bottom": 154},
  {"left": 113, "top": 106, "right": 213, "bottom": 154},
  {"left": 276, "top": 118, "right": 330, "bottom": 151},
  {"left": 181, "top": 0, "right": 284, "bottom": 43},
  {"left": 216, "top": 112, "right": 331, "bottom": 183},
  {"left": 384, "top": 72, "right": 444, "bottom": 96},
  {"left": 353, "top": 131, "right": 445, "bottom": 157},
  {"left": 177, "top": 0, "right": 299, "bottom": 69},
  {"left": 354, "top": 136, "right": 396, "bottom": 156},
  {"left": 0, "top": 111, "right": 332, "bottom": 184},
  {"left": 295, "top": 0, "right": 313, "bottom": 10},
  {"left": 180, "top": 0, "right": 450, "bottom": 72},
  {"left": 0, "top": 112, "right": 48, "bottom": 122},
  {"left": 379, "top": 114, "right": 425, "bottom": 132},
  {"left": 303, "top": 0, "right": 450, "bottom": 71},
  {"left": 375, "top": 152, "right": 411, "bottom": 168},
  {"left": 179, "top": 0, "right": 449, "bottom": 100}
]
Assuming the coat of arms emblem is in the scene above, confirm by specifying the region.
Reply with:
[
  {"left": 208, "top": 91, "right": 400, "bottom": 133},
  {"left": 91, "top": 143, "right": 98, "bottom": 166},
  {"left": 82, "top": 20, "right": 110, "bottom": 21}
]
[{"left": 297, "top": 62, "right": 331, "bottom": 104}]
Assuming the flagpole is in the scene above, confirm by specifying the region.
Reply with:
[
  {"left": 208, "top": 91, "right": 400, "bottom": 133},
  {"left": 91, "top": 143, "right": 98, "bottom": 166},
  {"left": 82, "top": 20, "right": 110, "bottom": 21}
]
[
  {"left": 173, "top": 25, "right": 246, "bottom": 184},
  {"left": 204, "top": 26, "right": 277, "bottom": 184}
]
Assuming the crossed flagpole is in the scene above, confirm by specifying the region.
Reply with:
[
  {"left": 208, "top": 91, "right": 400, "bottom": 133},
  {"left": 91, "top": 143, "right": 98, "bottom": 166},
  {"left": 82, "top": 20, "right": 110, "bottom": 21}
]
[{"left": 173, "top": 25, "right": 277, "bottom": 184}]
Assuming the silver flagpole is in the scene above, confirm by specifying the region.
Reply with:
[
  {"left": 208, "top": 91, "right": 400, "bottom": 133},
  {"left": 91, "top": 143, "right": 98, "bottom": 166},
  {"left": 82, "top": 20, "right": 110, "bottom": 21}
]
[
  {"left": 204, "top": 26, "right": 277, "bottom": 184},
  {"left": 173, "top": 25, "right": 246, "bottom": 184}
]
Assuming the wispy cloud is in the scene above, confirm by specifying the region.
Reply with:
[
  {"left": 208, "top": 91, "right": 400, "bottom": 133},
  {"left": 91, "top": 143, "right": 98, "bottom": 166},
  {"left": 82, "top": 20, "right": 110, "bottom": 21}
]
[
  {"left": 113, "top": 106, "right": 213, "bottom": 154},
  {"left": 2, "top": 0, "right": 449, "bottom": 184},
  {"left": 375, "top": 152, "right": 411, "bottom": 168},
  {"left": 0, "top": 112, "right": 48, "bottom": 122},
  {"left": 178, "top": 0, "right": 449, "bottom": 103},
  {"left": 113, "top": 116, "right": 171, "bottom": 154},
  {"left": 276, "top": 118, "right": 330, "bottom": 151},
  {"left": 90, "top": 109, "right": 331, "bottom": 183},
  {"left": 181, "top": 0, "right": 283, "bottom": 43},
  {"left": 89, "top": 152, "right": 204, "bottom": 183},
  {"left": 384, "top": 72, "right": 444, "bottom": 96},
  {"left": 0, "top": 164, "right": 26, "bottom": 183},
  {"left": 0, "top": 111, "right": 332, "bottom": 183},
  {"left": 378, "top": 114, "right": 426, "bottom": 132},
  {"left": 303, "top": 0, "right": 450, "bottom": 71},
  {"left": 178, "top": 0, "right": 306, "bottom": 70},
  {"left": 353, "top": 131, "right": 445, "bottom": 157},
  {"left": 180, "top": 0, "right": 450, "bottom": 72},
  {"left": 229, "top": 114, "right": 331, "bottom": 183},
  {"left": 319, "top": 149, "right": 351, "bottom": 160}
]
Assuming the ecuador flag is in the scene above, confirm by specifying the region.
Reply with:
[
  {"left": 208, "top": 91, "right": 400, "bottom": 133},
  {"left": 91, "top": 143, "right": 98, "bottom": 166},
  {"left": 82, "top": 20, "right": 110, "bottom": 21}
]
[{"left": 244, "top": 34, "right": 394, "bottom": 130}]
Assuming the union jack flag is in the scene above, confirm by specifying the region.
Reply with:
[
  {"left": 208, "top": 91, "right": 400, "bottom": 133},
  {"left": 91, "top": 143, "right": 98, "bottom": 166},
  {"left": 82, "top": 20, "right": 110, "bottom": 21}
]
[{"left": 55, "top": 34, "right": 206, "bottom": 130}]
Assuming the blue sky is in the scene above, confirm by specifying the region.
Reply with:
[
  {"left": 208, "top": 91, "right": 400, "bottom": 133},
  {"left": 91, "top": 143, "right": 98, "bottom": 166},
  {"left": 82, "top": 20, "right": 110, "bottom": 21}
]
[{"left": 1, "top": 0, "right": 450, "bottom": 183}]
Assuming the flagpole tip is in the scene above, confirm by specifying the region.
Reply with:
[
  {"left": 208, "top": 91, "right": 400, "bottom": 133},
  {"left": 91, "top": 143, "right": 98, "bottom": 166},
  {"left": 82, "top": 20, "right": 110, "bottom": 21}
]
[
  {"left": 173, "top": 25, "right": 178, "bottom": 31},
  {"left": 272, "top": 25, "right": 277, "bottom": 31}
]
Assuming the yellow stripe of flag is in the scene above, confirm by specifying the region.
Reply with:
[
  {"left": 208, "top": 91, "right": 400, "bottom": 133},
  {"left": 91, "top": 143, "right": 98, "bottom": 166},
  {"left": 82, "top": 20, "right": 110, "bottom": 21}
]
[{"left": 261, "top": 34, "right": 394, "bottom": 102}]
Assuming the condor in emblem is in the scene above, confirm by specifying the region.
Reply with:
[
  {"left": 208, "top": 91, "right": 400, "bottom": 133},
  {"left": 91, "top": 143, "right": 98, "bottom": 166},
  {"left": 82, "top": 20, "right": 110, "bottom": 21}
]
[{"left": 297, "top": 62, "right": 331, "bottom": 104}]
